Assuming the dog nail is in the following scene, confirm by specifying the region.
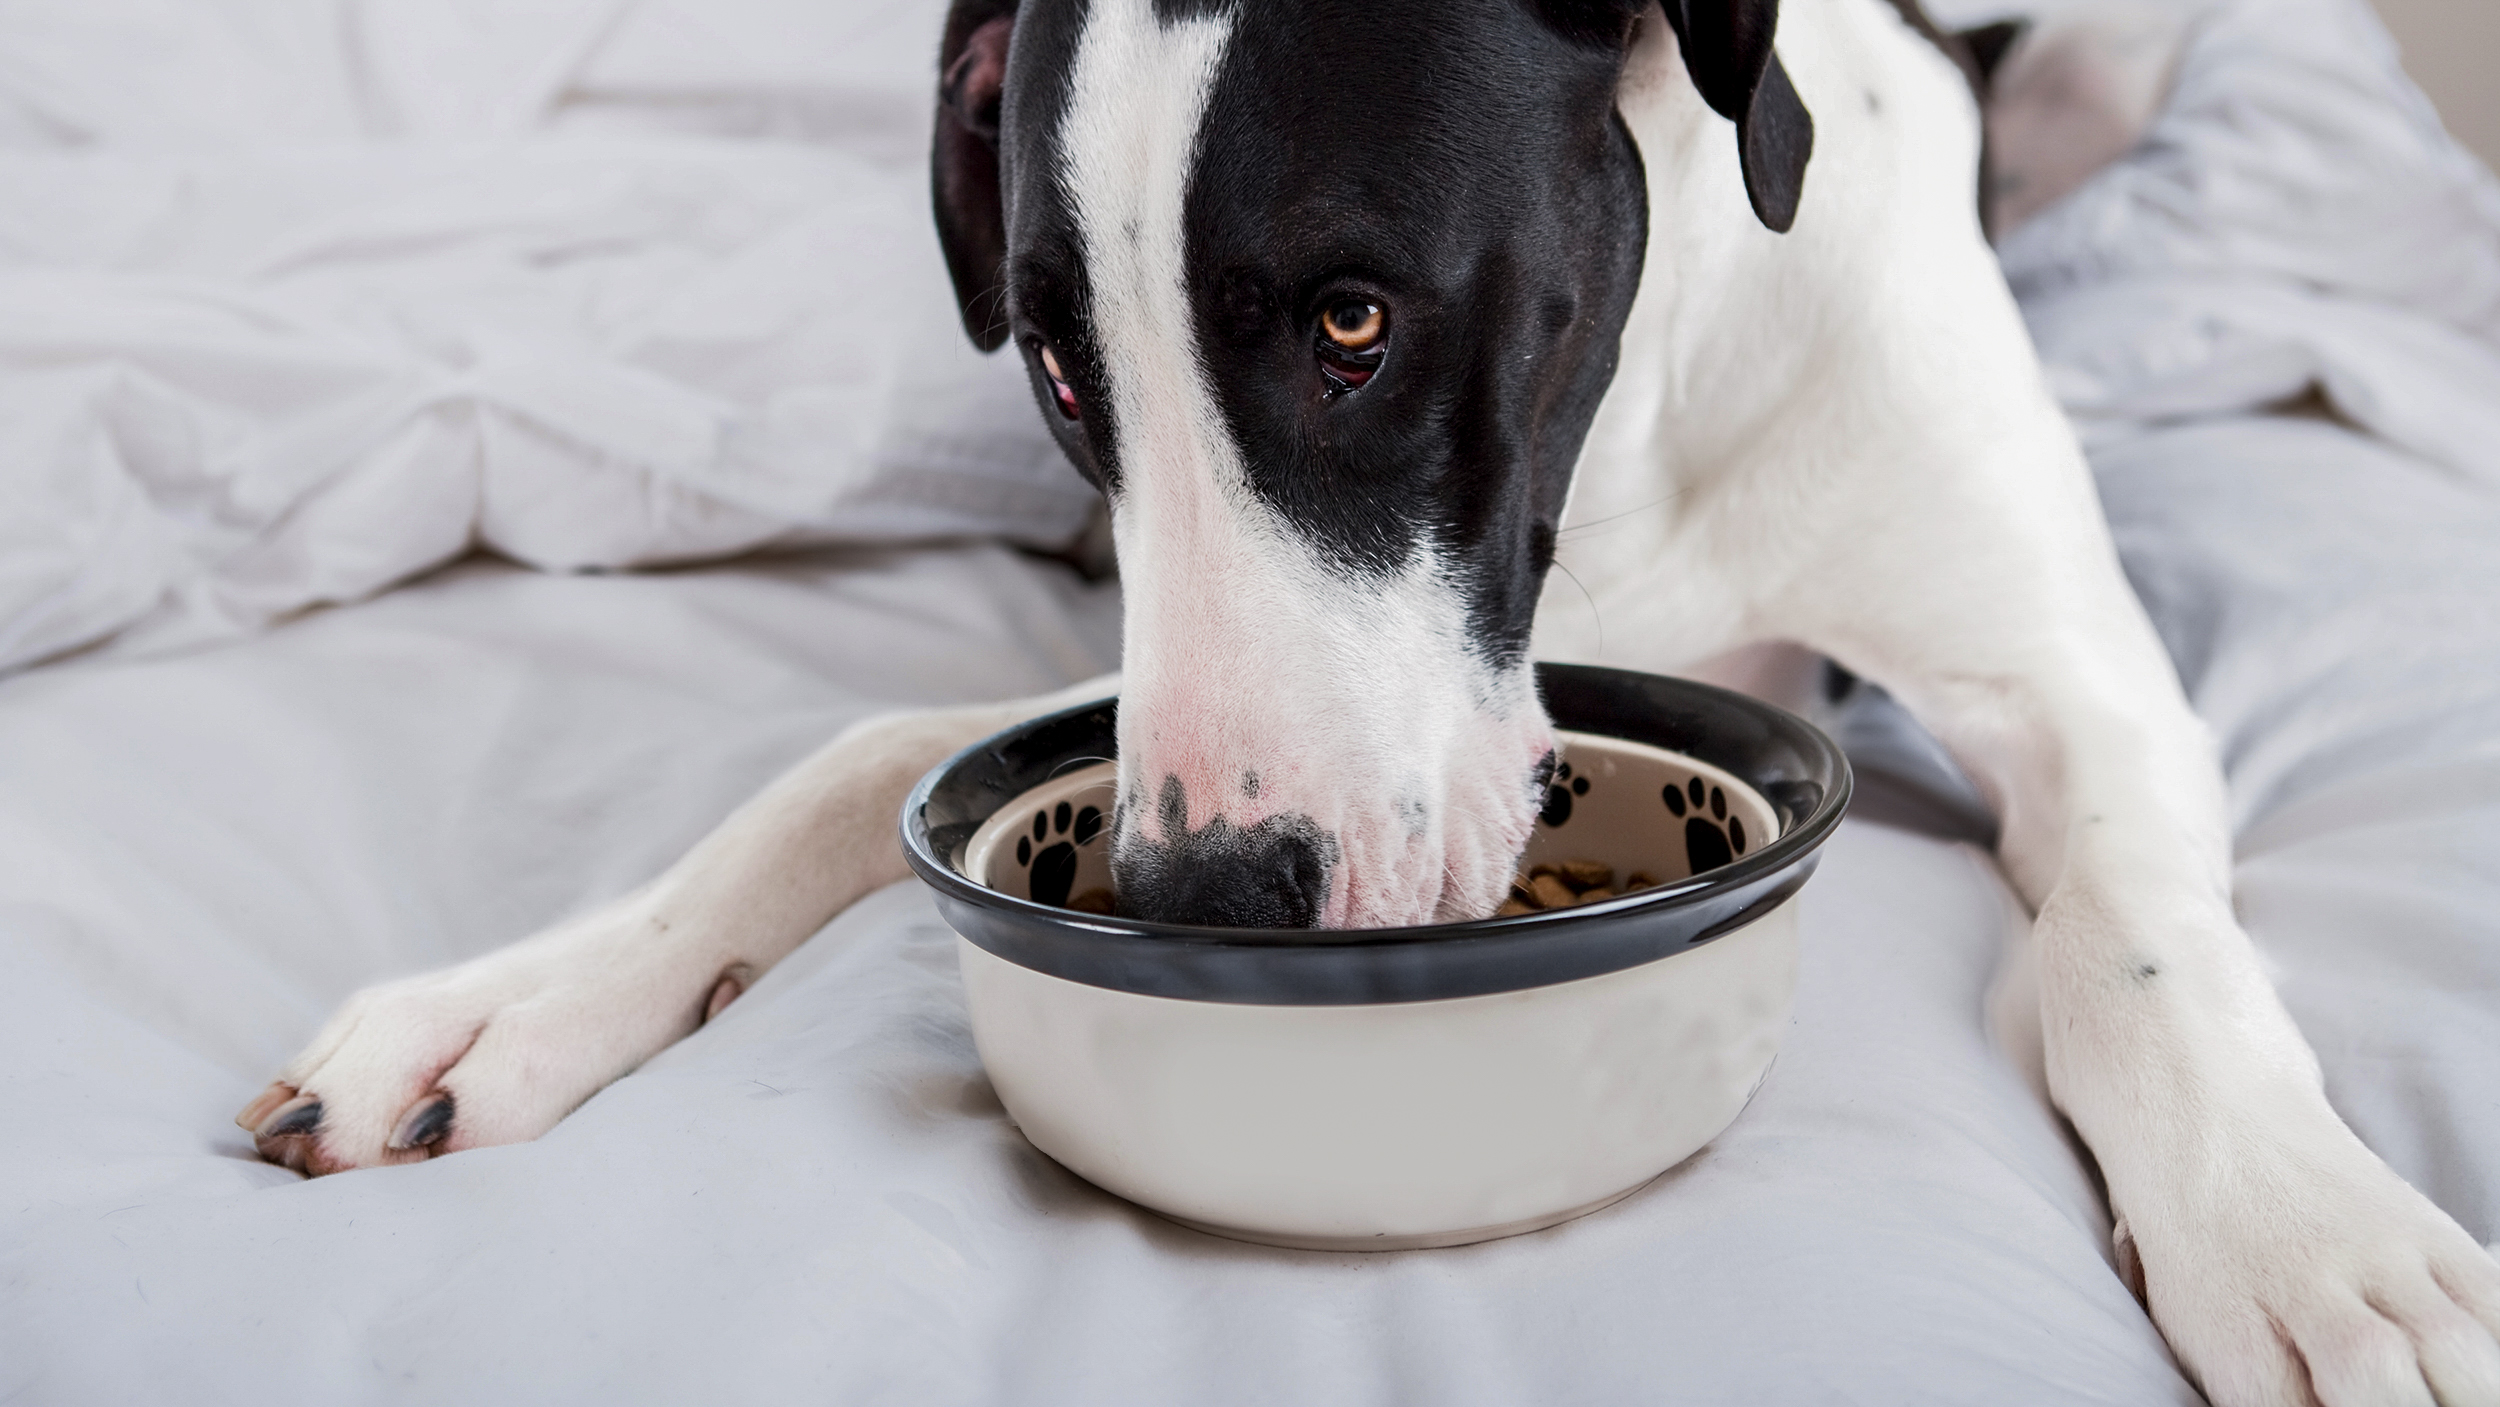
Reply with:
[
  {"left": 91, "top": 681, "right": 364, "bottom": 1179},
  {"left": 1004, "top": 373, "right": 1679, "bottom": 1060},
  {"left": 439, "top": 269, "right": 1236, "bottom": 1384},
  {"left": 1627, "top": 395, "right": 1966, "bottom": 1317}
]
[
  {"left": 387, "top": 1093, "right": 456, "bottom": 1152},
  {"left": 235, "top": 1082, "right": 296, "bottom": 1132},
  {"left": 2111, "top": 1213, "right": 2147, "bottom": 1307},
  {"left": 704, "top": 971, "right": 747, "bottom": 1024},
  {"left": 256, "top": 1095, "right": 323, "bottom": 1140}
]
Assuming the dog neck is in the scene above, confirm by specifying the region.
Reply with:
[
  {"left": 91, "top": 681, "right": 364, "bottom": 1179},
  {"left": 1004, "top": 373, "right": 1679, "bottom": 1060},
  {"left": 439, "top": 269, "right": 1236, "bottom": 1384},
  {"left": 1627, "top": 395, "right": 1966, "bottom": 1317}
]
[{"left": 1535, "top": 0, "right": 2007, "bottom": 668}]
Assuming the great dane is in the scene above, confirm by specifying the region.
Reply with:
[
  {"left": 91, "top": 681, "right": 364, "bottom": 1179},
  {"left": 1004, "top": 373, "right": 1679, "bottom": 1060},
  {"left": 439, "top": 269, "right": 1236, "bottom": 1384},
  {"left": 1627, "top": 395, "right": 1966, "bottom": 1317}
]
[{"left": 237, "top": 1, "right": 2500, "bottom": 1401}]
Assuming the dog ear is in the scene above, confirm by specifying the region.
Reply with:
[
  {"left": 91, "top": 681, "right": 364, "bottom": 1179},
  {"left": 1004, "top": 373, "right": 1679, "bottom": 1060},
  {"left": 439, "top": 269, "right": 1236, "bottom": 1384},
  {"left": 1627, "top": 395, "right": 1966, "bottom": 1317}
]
[
  {"left": 1529, "top": 0, "right": 1650, "bottom": 47},
  {"left": 932, "top": 1, "right": 1018, "bottom": 351},
  {"left": 1660, "top": 0, "right": 1815, "bottom": 232},
  {"left": 1956, "top": 17, "right": 2027, "bottom": 90}
]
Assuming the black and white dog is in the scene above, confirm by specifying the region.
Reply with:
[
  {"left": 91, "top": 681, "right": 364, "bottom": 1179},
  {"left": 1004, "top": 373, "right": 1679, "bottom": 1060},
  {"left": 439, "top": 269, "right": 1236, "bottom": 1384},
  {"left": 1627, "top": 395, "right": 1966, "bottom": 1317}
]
[{"left": 239, "top": 1, "right": 2500, "bottom": 1401}]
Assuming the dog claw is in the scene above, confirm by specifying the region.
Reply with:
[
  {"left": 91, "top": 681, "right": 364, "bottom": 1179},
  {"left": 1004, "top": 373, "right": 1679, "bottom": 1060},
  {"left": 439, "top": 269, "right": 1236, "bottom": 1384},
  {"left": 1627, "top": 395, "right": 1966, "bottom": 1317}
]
[
  {"left": 387, "top": 1093, "right": 456, "bottom": 1152},
  {"left": 256, "top": 1095, "right": 323, "bottom": 1140},
  {"left": 235, "top": 1082, "right": 297, "bottom": 1133},
  {"left": 704, "top": 965, "right": 753, "bottom": 1025},
  {"left": 2112, "top": 1213, "right": 2147, "bottom": 1307}
]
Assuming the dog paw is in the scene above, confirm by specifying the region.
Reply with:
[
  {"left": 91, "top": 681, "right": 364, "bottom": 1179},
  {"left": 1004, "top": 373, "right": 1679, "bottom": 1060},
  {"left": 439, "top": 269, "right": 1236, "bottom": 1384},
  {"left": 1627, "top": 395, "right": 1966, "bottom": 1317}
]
[
  {"left": 238, "top": 905, "right": 744, "bottom": 1176},
  {"left": 2130, "top": 1122, "right": 2500, "bottom": 1407}
]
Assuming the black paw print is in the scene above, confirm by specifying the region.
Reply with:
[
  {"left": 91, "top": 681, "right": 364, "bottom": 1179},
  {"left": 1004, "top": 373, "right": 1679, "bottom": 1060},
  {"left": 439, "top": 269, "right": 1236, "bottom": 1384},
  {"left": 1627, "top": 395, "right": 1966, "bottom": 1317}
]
[
  {"left": 1663, "top": 775, "right": 1747, "bottom": 875},
  {"left": 1013, "top": 799, "right": 1105, "bottom": 908},
  {"left": 1539, "top": 759, "right": 1593, "bottom": 827}
]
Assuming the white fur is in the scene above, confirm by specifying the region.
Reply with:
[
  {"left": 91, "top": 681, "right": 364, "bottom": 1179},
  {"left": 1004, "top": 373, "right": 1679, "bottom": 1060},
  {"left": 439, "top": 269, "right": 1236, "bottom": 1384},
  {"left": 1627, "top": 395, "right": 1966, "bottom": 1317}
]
[
  {"left": 246, "top": 3, "right": 2500, "bottom": 1403},
  {"left": 1057, "top": 0, "right": 1549, "bottom": 926},
  {"left": 1541, "top": 6, "right": 2500, "bottom": 1404}
]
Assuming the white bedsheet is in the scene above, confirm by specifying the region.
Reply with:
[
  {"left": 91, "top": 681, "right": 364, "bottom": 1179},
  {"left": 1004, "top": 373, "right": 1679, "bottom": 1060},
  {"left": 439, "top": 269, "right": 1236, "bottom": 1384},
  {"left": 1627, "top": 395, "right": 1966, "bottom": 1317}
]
[
  {"left": 5, "top": 0, "right": 2498, "bottom": 1401},
  {"left": 0, "top": 544, "right": 2188, "bottom": 1405}
]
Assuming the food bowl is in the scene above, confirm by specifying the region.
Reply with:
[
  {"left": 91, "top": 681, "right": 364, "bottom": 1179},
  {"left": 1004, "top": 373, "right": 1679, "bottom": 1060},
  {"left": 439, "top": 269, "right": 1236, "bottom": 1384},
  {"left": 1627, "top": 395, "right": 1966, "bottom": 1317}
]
[{"left": 900, "top": 663, "right": 1850, "bottom": 1251}]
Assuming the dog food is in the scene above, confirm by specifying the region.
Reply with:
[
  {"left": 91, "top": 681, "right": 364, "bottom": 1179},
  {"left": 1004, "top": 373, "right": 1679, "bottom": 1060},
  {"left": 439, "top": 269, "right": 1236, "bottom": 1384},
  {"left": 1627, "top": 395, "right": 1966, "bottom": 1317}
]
[{"left": 1495, "top": 862, "right": 1654, "bottom": 917}]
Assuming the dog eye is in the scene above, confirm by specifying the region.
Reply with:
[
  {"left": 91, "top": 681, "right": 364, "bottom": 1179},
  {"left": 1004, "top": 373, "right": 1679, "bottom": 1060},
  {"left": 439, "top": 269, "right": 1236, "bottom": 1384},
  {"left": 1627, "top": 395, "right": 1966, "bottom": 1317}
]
[
  {"left": 1319, "top": 299, "right": 1385, "bottom": 352},
  {"left": 1314, "top": 299, "right": 1386, "bottom": 392},
  {"left": 1038, "top": 344, "right": 1081, "bottom": 420}
]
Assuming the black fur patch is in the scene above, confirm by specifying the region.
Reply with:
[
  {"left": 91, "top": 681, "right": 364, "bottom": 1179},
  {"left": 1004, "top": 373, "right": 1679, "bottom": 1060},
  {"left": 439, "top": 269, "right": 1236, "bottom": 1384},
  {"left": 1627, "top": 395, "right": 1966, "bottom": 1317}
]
[
  {"left": 937, "top": 0, "right": 1649, "bottom": 670},
  {"left": 1176, "top": 0, "right": 1648, "bottom": 666}
]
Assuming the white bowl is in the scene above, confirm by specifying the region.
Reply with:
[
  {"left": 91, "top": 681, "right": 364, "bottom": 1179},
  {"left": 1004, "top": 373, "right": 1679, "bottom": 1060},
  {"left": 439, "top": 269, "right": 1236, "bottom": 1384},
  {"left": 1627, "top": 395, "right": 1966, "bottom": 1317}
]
[{"left": 902, "top": 664, "right": 1849, "bottom": 1251}]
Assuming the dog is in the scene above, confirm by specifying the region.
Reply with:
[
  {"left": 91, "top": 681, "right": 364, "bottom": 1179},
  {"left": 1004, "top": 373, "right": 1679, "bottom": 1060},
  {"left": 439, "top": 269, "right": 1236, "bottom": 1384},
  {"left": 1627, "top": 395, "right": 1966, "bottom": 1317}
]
[{"left": 234, "top": 1, "right": 2500, "bottom": 1401}]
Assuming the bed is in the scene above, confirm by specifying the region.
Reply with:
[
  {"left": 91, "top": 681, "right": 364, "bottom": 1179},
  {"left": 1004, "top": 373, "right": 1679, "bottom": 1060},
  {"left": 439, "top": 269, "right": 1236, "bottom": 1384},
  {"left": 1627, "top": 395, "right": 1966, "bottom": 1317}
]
[{"left": 4, "top": 0, "right": 2495, "bottom": 1401}]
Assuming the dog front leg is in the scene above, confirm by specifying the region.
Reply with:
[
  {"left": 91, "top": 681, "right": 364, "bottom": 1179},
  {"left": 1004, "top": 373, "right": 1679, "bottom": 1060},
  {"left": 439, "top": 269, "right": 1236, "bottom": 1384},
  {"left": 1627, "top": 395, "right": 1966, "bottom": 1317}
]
[
  {"left": 237, "top": 674, "right": 1120, "bottom": 1176},
  {"left": 1858, "top": 617, "right": 2500, "bottom": 1406}
]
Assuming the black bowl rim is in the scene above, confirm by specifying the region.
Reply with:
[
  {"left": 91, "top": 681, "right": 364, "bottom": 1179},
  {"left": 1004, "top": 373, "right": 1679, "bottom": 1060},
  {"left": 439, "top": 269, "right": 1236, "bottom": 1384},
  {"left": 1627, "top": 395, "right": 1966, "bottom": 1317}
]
[{"left": 900, "top": 662, "right": 1852, "bottom": 1005}]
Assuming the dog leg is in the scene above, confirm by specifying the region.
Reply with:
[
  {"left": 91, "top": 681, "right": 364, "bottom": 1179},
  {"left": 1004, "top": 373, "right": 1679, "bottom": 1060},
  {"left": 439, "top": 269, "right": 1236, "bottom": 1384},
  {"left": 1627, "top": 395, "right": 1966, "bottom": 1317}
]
[
  {"left": 1822, "top": 583, "right": 2500, "bottom": 1405},
  {"left": 238, "top": 674, "right": 1120, "bottom": 1176}
]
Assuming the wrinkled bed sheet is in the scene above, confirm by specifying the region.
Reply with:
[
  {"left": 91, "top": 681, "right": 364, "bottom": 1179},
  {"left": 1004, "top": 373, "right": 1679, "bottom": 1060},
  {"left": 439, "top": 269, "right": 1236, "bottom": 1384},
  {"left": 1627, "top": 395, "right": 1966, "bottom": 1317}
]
[
  {"left": 0, "top": 545, "right": 2185, "bottom": 1406},
  {"left": 5, "top": 0, "right": 2499, "bottom": 1401}
]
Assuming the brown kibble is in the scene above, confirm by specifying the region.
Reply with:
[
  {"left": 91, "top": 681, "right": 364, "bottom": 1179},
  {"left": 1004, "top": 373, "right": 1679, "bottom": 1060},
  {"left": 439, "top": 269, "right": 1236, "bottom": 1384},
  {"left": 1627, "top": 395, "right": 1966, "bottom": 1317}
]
[
  {"left": 1557, "top": 860, "right": 1614, "bottom": 893},
  {"left": 1067, "top": 887, "right": 1117, "bottom": 915},
  {"left": 1510, "top": 861, "right": 1655, "bottom": 913}
]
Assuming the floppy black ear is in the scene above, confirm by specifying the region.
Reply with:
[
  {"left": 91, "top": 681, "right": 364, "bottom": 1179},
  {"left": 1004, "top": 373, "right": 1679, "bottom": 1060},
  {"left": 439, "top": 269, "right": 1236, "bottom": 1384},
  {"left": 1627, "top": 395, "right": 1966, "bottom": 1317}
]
[
  {"left": 1529, "top": 0, "right": 1651, "bottom": 47},
  {"left": 1957, "top": 17, "right": 2027, "bottom": 89},
  {"left": 1660, "top": 0, "right": 1815, "bottom": 232},
  {"left": 932, "top": 0, "right": 1018, "bottom": 351}
]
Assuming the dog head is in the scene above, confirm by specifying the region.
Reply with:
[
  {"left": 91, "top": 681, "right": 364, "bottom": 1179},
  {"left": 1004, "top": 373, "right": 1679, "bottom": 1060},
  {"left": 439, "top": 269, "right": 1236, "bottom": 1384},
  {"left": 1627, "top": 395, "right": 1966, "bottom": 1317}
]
[{"left": 932, "top": 0, "right": 1811, "bottom": 928}]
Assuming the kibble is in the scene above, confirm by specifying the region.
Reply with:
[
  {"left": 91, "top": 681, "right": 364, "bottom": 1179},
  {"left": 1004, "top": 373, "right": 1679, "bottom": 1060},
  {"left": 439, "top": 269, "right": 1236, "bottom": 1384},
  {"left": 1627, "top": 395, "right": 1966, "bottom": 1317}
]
[
  {"left": 1527, "top": 871, "right": 1577, "bottom": 910},
  {"left": 1556, "top": 859, "right": 1614, "bottom": 892},
  {"left": 1497, "top": 861, "right": 1657, "bottom": 915}
]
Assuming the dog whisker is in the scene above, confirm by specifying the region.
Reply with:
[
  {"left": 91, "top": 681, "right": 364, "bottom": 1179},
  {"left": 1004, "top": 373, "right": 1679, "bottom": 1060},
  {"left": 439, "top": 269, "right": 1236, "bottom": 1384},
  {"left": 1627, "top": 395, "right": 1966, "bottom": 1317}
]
[
  {"left": 1549, "top": 557, "right": 1604, "bottom": 658},
  {"left": 1554, "top": 488, "right": 1688, "bottom": 541}
]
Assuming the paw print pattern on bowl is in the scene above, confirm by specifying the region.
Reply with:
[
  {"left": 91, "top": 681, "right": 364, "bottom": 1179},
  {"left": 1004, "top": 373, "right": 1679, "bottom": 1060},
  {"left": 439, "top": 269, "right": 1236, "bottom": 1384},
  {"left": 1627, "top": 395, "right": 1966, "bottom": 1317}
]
[
  {"left": 1001, "top": 788, "right": 1116, "bottom": 911},
  {"left": 1662, "top": 774, "right": 1745, "bottom": 874},
  {"left": 1529, "top": 737, "right": 1778, "bottom": 887},
  {"left": 1537, "top": 759, "right": 1592, "bottom": 827},
  {"left": 966, "top": 731, "right": 1785, "bottom": 923}
]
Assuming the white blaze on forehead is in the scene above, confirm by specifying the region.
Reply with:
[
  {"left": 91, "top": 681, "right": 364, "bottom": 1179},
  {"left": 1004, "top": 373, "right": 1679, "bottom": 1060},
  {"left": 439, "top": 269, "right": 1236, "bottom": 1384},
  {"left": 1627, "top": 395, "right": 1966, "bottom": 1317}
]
[
  {"left": 1057, "top": 0, "right": 1235, "bottom": 497},
  {"left": 1059, "top": 0, "right": 1551, "bottom": 926}
]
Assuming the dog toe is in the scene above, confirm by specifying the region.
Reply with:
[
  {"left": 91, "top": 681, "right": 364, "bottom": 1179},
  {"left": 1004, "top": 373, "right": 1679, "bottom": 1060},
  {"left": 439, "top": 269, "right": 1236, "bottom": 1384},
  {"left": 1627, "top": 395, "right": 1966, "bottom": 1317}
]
[
  {"left": 234, "top": 1081, "right": 297, "bottom": 1133},
  {"left": 250, "top": 1094, "right": 333, "bottom": 1175},
  {"left": 2398, "top": 1256, "right": 2500, "bottom": 1407},
  {"left": 2279, "top": 1291, "right": 2437, "bottom": 1407},
  {"left": 2435, "top": 1250, "right": 2500, "bottom": 1346},
  {"left": 255, "top": 1094, "right": 324, "bottom": 1140},
  {"left": 387, "top": 1092, "right": 457, "bottom": 1154},
  {"left": 2189, "top": 1318, "right": 2320, "bottom": 1407}
]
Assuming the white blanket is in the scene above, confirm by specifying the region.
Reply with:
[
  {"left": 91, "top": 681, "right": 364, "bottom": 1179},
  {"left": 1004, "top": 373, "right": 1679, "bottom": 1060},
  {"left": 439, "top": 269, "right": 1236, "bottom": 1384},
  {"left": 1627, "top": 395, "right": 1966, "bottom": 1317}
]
[
  {"left": 4, "top": 0, "right": 2497, "bottom": 1401},
  {"left": 1997, "top": 0, "right": 2500, "bottom": 486},
  {"left": 0, "top": 0, "right": 1094, "bottom": 675}
]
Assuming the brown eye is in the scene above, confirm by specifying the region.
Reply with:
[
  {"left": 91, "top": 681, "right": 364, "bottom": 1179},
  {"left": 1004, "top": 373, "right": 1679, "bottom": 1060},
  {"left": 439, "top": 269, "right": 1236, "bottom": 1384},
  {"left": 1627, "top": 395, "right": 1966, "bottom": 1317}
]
[
  {"left": 1038, "top": 344, "right": 1080, "bottom": 420},
  {"left": 1320, "top": 299, "right": 1385, "bottom": 351},
  {"left": 1314, "top": 298, "right": 1387, "bottom": 393}
]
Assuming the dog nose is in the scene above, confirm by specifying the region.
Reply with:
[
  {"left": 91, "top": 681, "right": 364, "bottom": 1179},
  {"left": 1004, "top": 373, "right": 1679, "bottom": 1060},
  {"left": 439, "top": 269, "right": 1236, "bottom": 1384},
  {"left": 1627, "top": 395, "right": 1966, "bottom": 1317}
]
[{"left": 1113, "top": 816, "right": 1333, "bottom": 928}]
